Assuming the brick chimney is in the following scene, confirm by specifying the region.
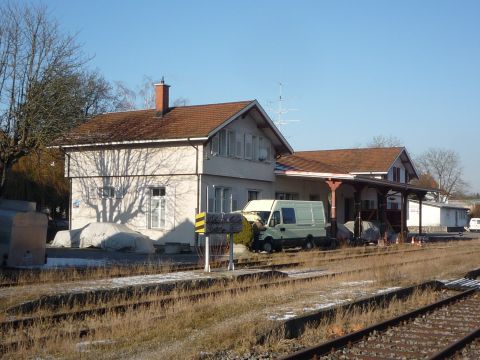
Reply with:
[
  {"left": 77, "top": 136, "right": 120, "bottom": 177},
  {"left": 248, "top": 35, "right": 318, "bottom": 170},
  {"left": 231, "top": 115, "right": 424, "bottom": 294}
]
[{"left": 155, "top": 77, "right": 170, "bottom": 115}]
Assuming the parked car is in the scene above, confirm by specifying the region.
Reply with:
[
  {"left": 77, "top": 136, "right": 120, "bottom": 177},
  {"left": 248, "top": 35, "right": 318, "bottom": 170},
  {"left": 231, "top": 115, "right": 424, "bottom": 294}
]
[
  {"left": 469, "top": 218, "right": 480, "bottom": 232},
  {"left": 242, "top": 200, "right": 328, "bottom": 252}
]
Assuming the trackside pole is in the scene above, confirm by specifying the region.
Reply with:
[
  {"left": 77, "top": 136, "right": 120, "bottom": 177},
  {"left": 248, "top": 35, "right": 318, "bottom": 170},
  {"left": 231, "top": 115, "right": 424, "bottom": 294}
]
[
  {"left": 204, "top": 235, "right": 211, "bottom": 272},
  {"left": 228, "top": 233, "right": 235, "bottom": 271}
]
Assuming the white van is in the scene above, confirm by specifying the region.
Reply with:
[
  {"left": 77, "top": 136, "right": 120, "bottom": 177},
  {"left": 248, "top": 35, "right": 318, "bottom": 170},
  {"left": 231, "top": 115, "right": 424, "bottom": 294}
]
[
  {"left": 242, "top": 200, "right": 327, "bottom": 253},
  {"left": 469, "top": 218, "right": 480, "bottom": 232}
]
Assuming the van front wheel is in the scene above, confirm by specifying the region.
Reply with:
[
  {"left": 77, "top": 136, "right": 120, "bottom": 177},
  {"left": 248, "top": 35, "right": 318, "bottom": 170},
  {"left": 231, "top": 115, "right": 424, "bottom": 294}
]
[{"left": 263, "top": 240, "right": 273, "bottom": 253}]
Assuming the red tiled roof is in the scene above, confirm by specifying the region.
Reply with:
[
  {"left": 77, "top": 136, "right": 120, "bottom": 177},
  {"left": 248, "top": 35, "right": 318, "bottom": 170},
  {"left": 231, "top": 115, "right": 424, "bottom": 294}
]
[
  {"left": 276, "top": 154, "right": 348, "bottom": 174},
  {"left": 278, "top": 147, "right": 405, "bottom": 174},
  {"left": 54, "top": 101, "right": 253, "bottom": 146}
]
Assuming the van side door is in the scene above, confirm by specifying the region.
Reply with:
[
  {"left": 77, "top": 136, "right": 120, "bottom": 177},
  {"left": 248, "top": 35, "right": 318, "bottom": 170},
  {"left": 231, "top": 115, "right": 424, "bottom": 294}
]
[
  {"left": 281, "top": 207, "right": 297, "bottom": 247},
  {"left": 266, "top": 210, "right": 283, "bottom": 246}
]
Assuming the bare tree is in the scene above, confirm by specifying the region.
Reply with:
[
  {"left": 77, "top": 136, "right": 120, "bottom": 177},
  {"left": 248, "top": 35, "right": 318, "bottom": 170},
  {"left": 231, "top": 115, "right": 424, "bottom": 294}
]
[
  {"left": 367, "top": 135, "right": 403, "bottom": 148},
  {"left": 138, "top": 75, "right": 156, "bottom": 109},
  {"left": 0, "top": 3, "right": 117, "bottom": 196},
  {"left": 415, "top": 148, "right": 467, "bottom": 202},
  {"left": 112, "top": 81, "right": 137, "bottom": 111},
  {"left": 173, "top": 97, "right": 190, "bottom": 107},
  {"left": 111, "top": 75, "right": 191, "bottom": 110}
]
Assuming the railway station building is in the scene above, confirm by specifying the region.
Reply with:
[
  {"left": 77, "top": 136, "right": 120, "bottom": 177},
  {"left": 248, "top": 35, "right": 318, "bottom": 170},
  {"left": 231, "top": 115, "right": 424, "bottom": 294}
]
[{"left": 54, "top": 81, "right": 433, "bottom": 246}]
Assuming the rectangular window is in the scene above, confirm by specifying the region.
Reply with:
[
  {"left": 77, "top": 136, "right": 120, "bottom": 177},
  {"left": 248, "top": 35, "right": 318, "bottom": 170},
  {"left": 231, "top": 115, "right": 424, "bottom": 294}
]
[
  {"left": 248, "top": 190, "right": 260, "bottom": 201},
  {"left": 388, "top": 202, "right": 399, "bottom": 210},
  {"left": 392, "top": 166, "right": 402, "bottom": 182},
  {"left": 210, "top": 133, "right": 219, "bottom": 155},
  {"left": 150, "top": 187, "right": 166, "bottom": 229},
  {"left": 219, "top": 129, "right": 227, "bottom": 156},
  {"left": 275, "top": 192, "right": 299, "bottom": 200},
  {"left": 235, "top": 132, "right": 243, "bottom": 158},
  {"left": 99, "top": 186, "right": 115, "bottom": 199},
  {"left": 214, "top": 187, "right": 232, "bottom": 213},
  {"left": 362, "top": 200, "right": 375, "bottom": 210},
  {"left": 244, "top": 133, "right": 253, "bottom": 160},
  {"left": 227, "top": 130, "right": 236, "bottom": 157},
  {"left": 252, "top": 135, "right": 258, "bottom": 161},
  {"left": 267, "top": 143, "right": 272, "bottom": 161},
  {"left": 281, "top": 208, "right": 296, "bottom": 224}
]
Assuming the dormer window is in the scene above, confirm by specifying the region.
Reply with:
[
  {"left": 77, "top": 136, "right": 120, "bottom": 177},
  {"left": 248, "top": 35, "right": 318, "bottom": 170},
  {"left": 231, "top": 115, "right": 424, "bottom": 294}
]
[
  {"left": 392, "top": 167, "right": 401, "bottom": 182},
  {"left": 210, "top": 129, "right": 272, "bottom": 162}
]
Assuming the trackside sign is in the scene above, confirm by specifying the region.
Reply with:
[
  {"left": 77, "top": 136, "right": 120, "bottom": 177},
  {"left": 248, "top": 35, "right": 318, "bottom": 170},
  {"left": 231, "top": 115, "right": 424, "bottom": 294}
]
[{"left": 195, "top": 212, "right": 243, "bottom": 234}]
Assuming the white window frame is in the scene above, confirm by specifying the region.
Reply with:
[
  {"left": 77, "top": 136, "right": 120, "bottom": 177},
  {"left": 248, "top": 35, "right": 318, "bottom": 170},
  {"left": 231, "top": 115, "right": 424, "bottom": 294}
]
[
  {"left": 247, "top": 189, "right": 261, "bottom": 202},
  {"left": 99, "top": 186, "right": 115, "bottom": 199},
  {"left": 218, "top": 129, "right": 227, "bottom": 156},
  {"left": 214, "top": 186, "right": 232, "bottom": 213},
  {"left": 235, "top": 131, "right": 243, "bottom": 158},
  {"left": 227, "top": 130, "right": 236, "bottom": 157},
  {"left": 149, "top": 187, "right": 166, "bottom": 229},
  {"left": 275, "top": 192, "right": 299, "bottom": 200},
  {"left": 252, "top": 135, "right": 258, "bottom": 161},
  {"left": 210, "top": 133, "right": 219, "bottom": 155},
  {"left": 244, "top": 133, "right": 253, "bottom": 160}
]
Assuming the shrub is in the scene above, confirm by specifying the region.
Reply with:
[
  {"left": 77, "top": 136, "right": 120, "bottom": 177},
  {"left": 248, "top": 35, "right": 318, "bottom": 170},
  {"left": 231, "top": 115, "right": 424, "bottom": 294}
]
[{"left": 233, "top": 216, "right": 253, "bottom": 248}]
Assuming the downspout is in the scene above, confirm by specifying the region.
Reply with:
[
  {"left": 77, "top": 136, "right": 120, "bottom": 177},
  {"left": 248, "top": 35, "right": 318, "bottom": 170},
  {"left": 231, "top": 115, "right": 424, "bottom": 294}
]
[
  {"left": 187, "top": 138, "right": 200, "bottom": 214},
  {"left": 187, "top": 138, "right": 201, "bottom": 247},
  {"left": 59, "top": 147, "right": 72, "bottom": 230}
]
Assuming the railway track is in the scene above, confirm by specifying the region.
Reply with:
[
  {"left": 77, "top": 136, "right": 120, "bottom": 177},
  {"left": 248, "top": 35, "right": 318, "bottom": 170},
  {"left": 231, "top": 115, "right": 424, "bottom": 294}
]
[
  {"left": 1, "top": 242, "right": 475, "bottom": 288},
  {"left": 1, "top": 251, "right": 477, "bottom": 357},
  {"left": 6, "top": 248, "right": 477, "bottom": 316},
  {"left": 280, "top": 289, "right": 480, "bottom": 360}
]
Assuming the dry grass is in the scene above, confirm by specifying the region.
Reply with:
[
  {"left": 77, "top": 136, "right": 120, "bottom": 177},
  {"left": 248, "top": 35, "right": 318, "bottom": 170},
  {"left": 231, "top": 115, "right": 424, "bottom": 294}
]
[
  {"left": 262, "top": 286, "right": 447, "bottom": 357},
  {"left": 1, "top": 239, "right": 480, "bottom": 359},
  {"left": 0, "top": 260, "right": 180, "bottom": 286}
]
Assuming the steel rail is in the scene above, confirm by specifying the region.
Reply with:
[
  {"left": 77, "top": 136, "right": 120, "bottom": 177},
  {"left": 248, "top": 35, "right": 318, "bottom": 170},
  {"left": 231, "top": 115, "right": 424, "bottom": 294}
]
[
  {"left": 1, "top": 243, "right": 472, "bottom": 288},
  {"left": 278, "top": 288, "right": 475, "bottom": 360},
  {"left": 429, "top": 327, "right": 480, "bottom": 360},
  {"left": 5, "top": 250, "right": 459, "bottom": 317},
  {"left": 0, "top": 280, "right": 444, "bottom": 356}
]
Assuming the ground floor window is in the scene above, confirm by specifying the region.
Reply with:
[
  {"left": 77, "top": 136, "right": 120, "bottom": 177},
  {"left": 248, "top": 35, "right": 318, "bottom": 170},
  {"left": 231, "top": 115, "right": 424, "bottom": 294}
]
[
  {"left": 99, "top": 186, "right": 115, "bottom": 199},
  {"left": 150, "top": 187, "right": 166, "bottom": 229},
  {"left": 275, "top": 192, "right": 299, "bottom": 200},
  {"left": 248, "top": 190, "right": 261, "bottom": 201},
  {"left": 388, "top": 202, "right": 399, "bottom": 210},
  {"left": 214, "top": 187, "right": 232, "bottom": 213}
]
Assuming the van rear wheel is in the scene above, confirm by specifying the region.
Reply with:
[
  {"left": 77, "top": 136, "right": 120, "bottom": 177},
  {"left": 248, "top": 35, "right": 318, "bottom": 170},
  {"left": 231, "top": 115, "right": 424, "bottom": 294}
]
[{"left": 304, "top": 239, "right": 314, "bottom": 250}]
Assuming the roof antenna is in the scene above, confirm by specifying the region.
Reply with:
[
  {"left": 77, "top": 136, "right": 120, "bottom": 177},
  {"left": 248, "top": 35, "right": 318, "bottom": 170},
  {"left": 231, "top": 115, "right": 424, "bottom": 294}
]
[
  {"left": 160, "top": 76, "right": 165, "bottom": 84},
  {"left": 269, "top": 82, "right": 300, "bottom": 127}
]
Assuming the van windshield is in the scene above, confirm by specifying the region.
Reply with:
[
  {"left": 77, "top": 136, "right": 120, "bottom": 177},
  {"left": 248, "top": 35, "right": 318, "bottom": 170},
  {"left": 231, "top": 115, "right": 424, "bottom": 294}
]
[{"left": 245, "top": 211, "right": 271, "bottom": 224}]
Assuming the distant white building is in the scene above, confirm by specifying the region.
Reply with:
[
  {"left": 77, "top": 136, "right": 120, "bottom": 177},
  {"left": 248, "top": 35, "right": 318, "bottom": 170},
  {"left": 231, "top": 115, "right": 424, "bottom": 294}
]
[{"left": 408, "top": 200, "right": 469, "bottom": 232}]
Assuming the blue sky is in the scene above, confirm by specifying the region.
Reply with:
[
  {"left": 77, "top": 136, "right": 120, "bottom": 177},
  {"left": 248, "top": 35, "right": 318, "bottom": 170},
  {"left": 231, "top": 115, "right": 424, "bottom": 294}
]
[{"left": 38, "top": 0, "right": 480, "bottom": 193}]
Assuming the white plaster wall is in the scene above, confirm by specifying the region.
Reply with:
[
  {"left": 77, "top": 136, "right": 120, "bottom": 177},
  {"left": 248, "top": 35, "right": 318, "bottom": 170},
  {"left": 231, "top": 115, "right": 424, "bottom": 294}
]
[
  {"left": 200, "top": 175, "right": 274, "bottom": 212},
  {"left": 362, "top": 188, "right": 378, "bottom": 206},
  {"left": 67, "top": 144, "right": 201, "bottom": 178},
  {"left": 408, "top": 202, "right": 469, "bottom": 227},
  {"left": 274, "top": 176, "right": 330, "bottom": 202},
  {"left": 407, "top": 202, "right": 441, "bottom": 226},
  {"left": 387, "top": 157, "right": 407, "bottom": 183},
  {"left": 203, "top": 114, "right": 275, "bottom": 182},
  {"left": 70, "top": 174, "right": 198, "bottom": 245}
]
